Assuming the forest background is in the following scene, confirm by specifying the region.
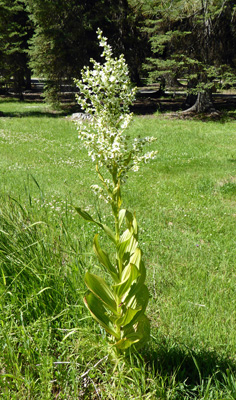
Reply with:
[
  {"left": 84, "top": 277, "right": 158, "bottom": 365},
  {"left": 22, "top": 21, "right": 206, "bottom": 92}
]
[{"left": 1, "top": 0, "right": 236, "bottom": 111}]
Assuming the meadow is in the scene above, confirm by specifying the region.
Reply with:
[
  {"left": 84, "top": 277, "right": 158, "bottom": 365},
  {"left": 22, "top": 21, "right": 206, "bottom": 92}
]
[{"left": 0, "top": 99, "right": 236, "bottom": 399}]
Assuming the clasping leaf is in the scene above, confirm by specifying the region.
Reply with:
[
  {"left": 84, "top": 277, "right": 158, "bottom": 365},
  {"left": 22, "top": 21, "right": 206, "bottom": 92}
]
[{"left": 84, "top": 272, "right": 118, "bottom": 315}]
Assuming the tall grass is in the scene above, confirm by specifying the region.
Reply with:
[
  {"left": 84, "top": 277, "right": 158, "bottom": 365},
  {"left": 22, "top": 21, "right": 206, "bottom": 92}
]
[{"left": 0, "top": 99, "right": 236, "bottom": 398}]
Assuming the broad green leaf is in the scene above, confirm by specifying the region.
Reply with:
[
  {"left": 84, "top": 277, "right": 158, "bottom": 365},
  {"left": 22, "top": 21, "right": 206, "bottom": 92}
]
[
  {"left": 93, "top": 234, "right": 119, "bottom": 282},
  {"left": 101, "top": 224, "right": 116, "bottom": 244},
  {"left": 130, "top": 248, "right": 142, "bottom": 270},
  {"left": 118, "top": 315, "right": 150, "bottom": 350},
  {"left": 125, "top": 235, "right": 138, "bottom": 256},
  {"left": 122, "top": 259, "right": 146, "bottom": 303},
  {"left": 121, "top": 285, "right": 149, "bottom": 329},
  {"left": 132, "top": 212, "right": 138, "bottom": 236},
  {"left": 84, "top": 292, "right": 119, "bottom": 339},
  {"left": 125, "top": 210, "right": 138, "bottom": 238},
  {"left": 75, "top": 207, "right": 96, "bottom": 223},
  {"left": 126, "top": 284, "right": 149, "bottom": 312},
  {"left": 114, "top": 336, "right": 140, "bottom": 350},
  {"left": 75, "top": 207, "right": 116, "bottom": 243},
  {"left": 124, "top": 209, "right": 133, "bottom": 230},
  {"left": 119, "top": 219, "right": 138, "bottom": 258},
  {"left": 84, "top": 272, "right": 118, "bottom": 315},
  {"left": 119, "top": 228, "right": 133, "bottom": 245},
  {"left": 118, "top": 209, "right": 126, "bottom": 229},
  {"left": 117, "top": 232, "right": 132, "bottom": 260},
  {"left": 117, "top": 222, "right": 139, "bottom": 263},
  {"left": 115, "top": 307, "right": 141, "bottom": 327},
  {"left": 115, "top": 338, "right": 137, "bottom": 350},
  {"left": 121, "top": 257, "right": 140, "bottom": 282},
  {"left": 113, "top": 263, "right": 140, "bottom": 298}
]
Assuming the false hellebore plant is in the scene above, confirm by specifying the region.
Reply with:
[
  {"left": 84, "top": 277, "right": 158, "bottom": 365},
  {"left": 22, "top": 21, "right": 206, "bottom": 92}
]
[{"left": 74, "top": 29, "right": 157, "bottom": 356}]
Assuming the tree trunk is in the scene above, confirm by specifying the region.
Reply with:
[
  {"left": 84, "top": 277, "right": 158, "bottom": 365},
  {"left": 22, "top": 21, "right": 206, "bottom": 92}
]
[
  {"left": 183, "top": 92, "right": 197, "bottom": 109},
  {"left": 159, "top": 76, "right": 166, "bottom": 96},
  {"left": 182, "top": 90, "right": 217, "bottom": 114},
  {"left": 25, "top": 67, "right": 32, "bottom": 90},
  {"left": 14, "top": 72, "right": 24, "bottom": 101}
]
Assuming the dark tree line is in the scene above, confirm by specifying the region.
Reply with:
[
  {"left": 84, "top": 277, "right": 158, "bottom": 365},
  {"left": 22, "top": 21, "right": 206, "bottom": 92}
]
[
  {"left": 141, "top": 0, "right": 236, "bottom": 112},
  {"left": 0, "top": 0, "right": 33, "bottom": 98},
  {"left": 0, "top": 0, "right": 236, "bottom": 111},
  {"left": 0, "top": 0, "right": 148, "bottom": 103},
  {"left": 25, "top": 0, "right": 147, "bottom": 103}
]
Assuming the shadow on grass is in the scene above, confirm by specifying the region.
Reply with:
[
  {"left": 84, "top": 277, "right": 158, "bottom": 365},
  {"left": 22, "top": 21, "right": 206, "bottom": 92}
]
[
  {"left": 1, "top": 96, "right": 236, "bottom": 120},
  {"left": 0, "top": 110, "right": 70, "bottom": 118},
  {"left": 142, "top": 334, "right": 236, "bottom": 386},
  {"left": 0, "top": 98, "right": 80, "bottom": 118}
]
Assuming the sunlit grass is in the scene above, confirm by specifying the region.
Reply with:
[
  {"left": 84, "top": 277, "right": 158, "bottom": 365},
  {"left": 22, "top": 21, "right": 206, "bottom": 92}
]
[{"left": 0, "top": 99, "right": 236, "bottom": 398}]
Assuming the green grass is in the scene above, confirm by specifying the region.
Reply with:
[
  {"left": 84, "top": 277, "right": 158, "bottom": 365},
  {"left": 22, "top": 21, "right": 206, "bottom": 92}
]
[{"left": 0, "top": 99, "right": 236, "bottom": 398}]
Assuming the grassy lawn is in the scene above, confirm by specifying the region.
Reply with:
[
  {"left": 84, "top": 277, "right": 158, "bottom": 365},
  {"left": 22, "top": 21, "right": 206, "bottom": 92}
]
[{"left": 0, "top": 99, "right": 236, "bottom": 399}]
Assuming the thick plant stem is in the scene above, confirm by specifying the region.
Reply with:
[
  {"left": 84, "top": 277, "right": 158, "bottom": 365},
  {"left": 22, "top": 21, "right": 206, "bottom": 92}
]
[
  {"left": 113, "top": 177, "right": 123, "bottom": 277},
  {"left": 115, "top": 212, "right": 120, "bottom": 243}
]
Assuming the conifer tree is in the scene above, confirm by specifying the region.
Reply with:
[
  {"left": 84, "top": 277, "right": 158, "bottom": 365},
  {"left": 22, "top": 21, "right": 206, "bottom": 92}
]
[
  {"left": 0, "top": 0, "right": 32, "bottom": 98},
  {"left": 142, "top": 0, "right": 236, "bottom": 112},
  {"left": 24, "top": 0, "right": 145, "bottom": 104}
]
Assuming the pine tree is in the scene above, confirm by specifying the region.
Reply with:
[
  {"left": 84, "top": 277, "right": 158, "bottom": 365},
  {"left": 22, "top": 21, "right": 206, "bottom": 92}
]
[
  {"left": 24, "top": 0, "right": 145, "bottom": 105},
  {"left": 142, "top": 0, "right": 236, "bottom": 112},
  {"left": 0, "top": 0, "right": 32, "bottom": 98}
]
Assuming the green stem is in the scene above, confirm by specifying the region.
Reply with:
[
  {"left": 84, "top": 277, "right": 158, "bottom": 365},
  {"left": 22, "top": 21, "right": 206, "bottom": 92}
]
[
  {"left": 114, "top": 193, "right": 123, "bottom": 278},
  {"left": 112, "top": 172, "right": 123, "bottom": 278}
]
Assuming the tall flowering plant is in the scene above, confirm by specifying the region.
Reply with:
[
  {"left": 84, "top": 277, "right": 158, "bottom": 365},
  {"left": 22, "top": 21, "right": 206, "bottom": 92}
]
[{"left": 74, "top": 29, "right": 157, "bottom": 355}]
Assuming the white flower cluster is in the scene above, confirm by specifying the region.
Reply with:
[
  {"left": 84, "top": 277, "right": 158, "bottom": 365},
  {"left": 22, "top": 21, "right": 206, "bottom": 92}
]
[
  {"left": 74, "top": 29, "right": 157, "bottom": 187},
  {"left": 90, "top": 184, "right": 112, "bottom": 203}
]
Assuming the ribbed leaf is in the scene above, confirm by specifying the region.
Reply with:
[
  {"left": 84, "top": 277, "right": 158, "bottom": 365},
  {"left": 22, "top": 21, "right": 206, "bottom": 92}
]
[
  {"left": 132, "top": 212, "right": 138, "bottom": 236},
  {"left": 122, "top": 259, "right": 146, "bottom": 303},
  {"left": 101, "top": 224, "right": 116, "bottom": 244},
  {"left": 117, "top": 226, "right": 135, "bottom": 265},
  {"left": 118, "top": 315, "right": 150, "bottom": 350},
  {"left": 79, "top": 205, "right": 150, "bottom": 352},
  {"left": 126, "top": 284, "right": 149, "bottom": 312},
  {"left": 84, "top": 272, "right": 118, "bottom": 315},
  {"left": 118, "top": 209, "right": 126, "bottom": 229},
  {"left": 125, "top": 235, "right": 138, "bottom": 256},
  {"left": 119, "top": 228, "right": 132, "bottom": 246},
  {"left": 114, "top": 336, "right": 140, "bottom": 350},
  {"left": 75, "top": 207, "right": 97, "bottom": 223},
  {"left": 75, "top": 207, "right": 116, "bottom": 243},
  {"left": 130, "top": 248, "right": 141, "bottom": 270},
  {"left": 124, "top": 210, "right": 133, "bottom": 230},
  {"left": 121, "top": 257, "right": 140, "bottom": 283},
  {"left": 113, "top": 263, "right": 140, "bottom": 298},
  {"left": 84, "top": 292, "right": 119, "bottom": 339},
  {"left": 115, "top": 307, "right": 141, "bottom": 327},
  {"left": 121, "top": 285, "right": 149, "bottom": 329},
  {"left": 93, "top": 234, "right": 119, "bottom": 282}
]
